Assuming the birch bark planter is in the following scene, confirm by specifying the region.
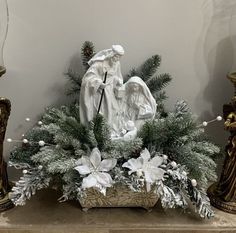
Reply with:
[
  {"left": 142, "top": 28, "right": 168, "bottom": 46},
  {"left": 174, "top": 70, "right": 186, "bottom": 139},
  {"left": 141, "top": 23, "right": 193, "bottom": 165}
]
[{"left": 79, "top": 184, "right": 159, "bottom": 212}]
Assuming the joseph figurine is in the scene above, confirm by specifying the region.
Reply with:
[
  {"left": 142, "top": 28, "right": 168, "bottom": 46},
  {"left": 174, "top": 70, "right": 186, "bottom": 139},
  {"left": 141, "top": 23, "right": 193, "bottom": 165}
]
[{"left": 79, "top": 45, "right": 124, "bottom": 128}]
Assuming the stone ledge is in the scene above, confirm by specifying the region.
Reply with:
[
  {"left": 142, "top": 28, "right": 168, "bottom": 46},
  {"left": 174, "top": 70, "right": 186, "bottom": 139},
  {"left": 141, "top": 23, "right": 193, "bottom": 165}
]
[{"left": 0, "top": 189, "right": 235, "bottom": 233}]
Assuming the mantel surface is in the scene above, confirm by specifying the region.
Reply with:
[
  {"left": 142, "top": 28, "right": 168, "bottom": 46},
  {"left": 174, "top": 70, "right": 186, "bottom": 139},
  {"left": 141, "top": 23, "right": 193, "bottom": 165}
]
[{"left": 0, "top": 189, "right": 235, "bottom": 233}]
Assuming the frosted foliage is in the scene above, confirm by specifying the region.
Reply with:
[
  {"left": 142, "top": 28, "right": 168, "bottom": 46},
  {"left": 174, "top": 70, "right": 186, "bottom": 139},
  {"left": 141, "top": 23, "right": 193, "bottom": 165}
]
[
  {"left": 8, "top": 44, "right": 218, "bottom": 219},
  {"left": 10, "top": 169, "right": 51, "bottom": 206}
]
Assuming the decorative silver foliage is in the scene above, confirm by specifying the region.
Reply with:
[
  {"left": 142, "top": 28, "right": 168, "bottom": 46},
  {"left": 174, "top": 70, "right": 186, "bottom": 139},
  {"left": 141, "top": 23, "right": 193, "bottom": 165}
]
[{"left": 9, "top": 167, "right": 51, "bottom": 206}]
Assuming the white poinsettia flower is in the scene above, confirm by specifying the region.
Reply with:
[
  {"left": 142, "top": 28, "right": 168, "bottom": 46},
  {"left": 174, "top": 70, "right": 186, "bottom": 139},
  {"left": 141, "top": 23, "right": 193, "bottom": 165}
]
[
  {"left": 122, "top": 148, "right": 165, "bottom": 184},
  {"left": 74, "top": 148, "right": 117, "bottom": 192}
]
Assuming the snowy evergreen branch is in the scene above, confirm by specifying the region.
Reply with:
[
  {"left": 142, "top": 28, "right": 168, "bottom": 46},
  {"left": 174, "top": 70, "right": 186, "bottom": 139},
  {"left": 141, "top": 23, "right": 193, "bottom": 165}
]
[
  {"left": 10, "top": 168, "right": 51, "bottom": 206},
  {"left": 153, "top": 91, "right": 169, "bottom": 115},
  {"left": 42, "top": 106, "right": 69, "bottom": 125},
  {"left": 138, "top": 101, "right": 218, "bottom": 187},
  {"left": 47, "top": 158, "right": 77, "bottom": 174},
  {"left": 59, "top": 170, "right": 82, "bottom": 202},
  {"left": 158, "top": 183, "right": 188, "bottom": 209},
  {"left": 31, "top": 147, "right": 65, "bottom": 166},
  {"left": 153, "top": 91, "right": 168, "bottom": 103},
  {"left": 139, "top": 55, "right": 161, "bottom": 81},
  {"left": 104, "top": 137, "right": 143, "bottom": 159},
  {"left": 147, "top": 73, "right": 172, "bottom": 94},
  {"left": 187, "top": 180, "right": 214, "bottom": 218},
  {"left": 92, "top": 114, "right": 111, "bottom": 151},
  {"left": 87, "top": 121, "right": 98, "bottom": 148},
  {"left": 65, "top": 41, "right": 95, "bottom": 96},
  {"left": 65, "top": 68, "right": 82, "bottom": 96},
  {"left": 174, "top": 100, "right": 190, "bottom": 117},
  {"left": 10, "top": 127, "right": 54, "bottom": 166}
]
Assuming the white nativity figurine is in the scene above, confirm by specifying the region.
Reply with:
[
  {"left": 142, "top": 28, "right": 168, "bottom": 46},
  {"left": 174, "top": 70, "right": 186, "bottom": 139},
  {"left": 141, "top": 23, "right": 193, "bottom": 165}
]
[
  {"left": 123, "top": 76, "right": 157, "bottom": 130},
  {"left": 111, "top": 120, "right": 137, "bottom": 141},
  {"left": 74, "top": 148, "right": 117, "bottom": 195},
  {"left": 80, "top": 45, "right": 124, "bottom": 126},
  {"left": 122, "top": 120, "right": 137, "bottom": 141},
  {"left": 79, "top": 45, "right": 157, "bottom": 141},
  {"left": 112, "top": 76, "right": 157, "bottom": 140},
  {"left": 122, "top": 148, "right": 165, "bottom": 191}
]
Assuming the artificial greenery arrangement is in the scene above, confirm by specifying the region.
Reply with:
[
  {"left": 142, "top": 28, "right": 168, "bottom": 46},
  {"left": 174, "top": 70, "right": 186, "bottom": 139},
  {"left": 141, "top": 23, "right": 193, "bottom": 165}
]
[{"left": 8, "top": 41, "right": 219, "bottom": 218}]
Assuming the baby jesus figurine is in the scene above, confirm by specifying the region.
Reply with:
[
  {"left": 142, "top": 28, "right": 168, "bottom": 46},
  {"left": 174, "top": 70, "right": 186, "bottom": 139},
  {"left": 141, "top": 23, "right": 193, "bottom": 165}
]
[{"left": 111, "top": 120, "right": 137, "bottom": 141}]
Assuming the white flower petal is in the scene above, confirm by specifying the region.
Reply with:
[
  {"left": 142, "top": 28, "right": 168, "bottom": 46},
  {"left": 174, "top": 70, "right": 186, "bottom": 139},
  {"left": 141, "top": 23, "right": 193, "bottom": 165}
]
[
  {"left": 96, "top": 172, "right": 113, "bottom": 187},
  {"left": 122, "top": 157, "right": 143, "bottom": 172},
  {"left": 82, "top": 174, "right": 97, "bottom": 189},
  {"left": 144, "top": 170, "right": 152, "bottom": 183},
  {"left": 76, "top": 156, "right": 89, "bottom": 166},
  {"left": 74, "top": 165, "right": 91, "bottom": 175},
  {"left": 98, "top": 159, "right": 117, "bottom": 172},
  {"left": 76, "top": 158, "right": 82, "bottom": 165},
  {"left": 140, "top": 148, "right": 151, "bottom": 161},
  {"left": 150, "top": 156, "right": 164, "bottom": 167},
  {"left": 146, "top": 182, "right": 151, "bottom": 192},
  {"left": 145, "top": 168, "right": 165, "bottom": 183},
  {"left": 90, "top": 148, "right": 101, "bottom": 168}
]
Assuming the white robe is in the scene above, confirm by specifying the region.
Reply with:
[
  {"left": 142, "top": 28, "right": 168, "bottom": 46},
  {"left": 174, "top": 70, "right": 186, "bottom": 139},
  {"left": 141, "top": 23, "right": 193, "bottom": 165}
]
[
  {"left": 79, "top": 60, "right": 123, "bottom": 126},
  {"left": 124, "top": 76, "right": 157, "bottom": 130}
]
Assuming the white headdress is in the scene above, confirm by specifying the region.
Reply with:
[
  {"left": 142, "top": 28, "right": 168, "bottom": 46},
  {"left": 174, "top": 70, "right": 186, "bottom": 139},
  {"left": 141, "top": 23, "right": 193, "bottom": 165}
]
[
  {"left": 88, "top": 45, "right": 124, "bottom": 66},
  {"left": 125, "top": 76, "right": 157, "bottom": 117}
]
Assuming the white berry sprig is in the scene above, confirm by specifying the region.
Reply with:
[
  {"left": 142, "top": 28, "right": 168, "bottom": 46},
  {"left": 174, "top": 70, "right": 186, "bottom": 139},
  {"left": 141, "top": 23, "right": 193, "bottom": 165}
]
[{"left": 201, "top": 116, "right": 222, "bottom": 127}]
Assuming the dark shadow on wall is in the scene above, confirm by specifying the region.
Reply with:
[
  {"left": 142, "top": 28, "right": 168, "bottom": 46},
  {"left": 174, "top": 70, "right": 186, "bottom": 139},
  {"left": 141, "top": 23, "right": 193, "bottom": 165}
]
[
  {"left": 46, "top": 51, "right": 84, "bottom": 107},
  {"left": 4, "top": 51, "right": 85, "bottom": 162},
  {"left": 195, "top": 1, "right": 236, "bottom": 147},
  {"left": 37, "top": 50, "right": 84, "bottom": 112},
  {"left": 202, "top": 37, "right": 234, "bottom": 146}
]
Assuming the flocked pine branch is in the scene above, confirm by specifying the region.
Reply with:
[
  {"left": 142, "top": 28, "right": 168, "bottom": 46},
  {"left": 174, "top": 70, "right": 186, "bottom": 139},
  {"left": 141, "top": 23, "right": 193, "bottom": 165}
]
[
  {"left": 153, "top": 91, "right": 168, "bottom": 115},
  {"left": 10, "top": 168, "right": 51, "bottom": 206},
  {"left": 174, "top": 100, "right": 190, "bottom": 117},
  {"left": 42, "top": 106, "right": 69, "bottom": 125},
  {"left": 138, "top": 100, "right": 219, "bottom": 188},
  {"left": 10, "top": 127, "right": 53, "bottom": 167},
  {"left": 157, "top": 161, "right": 214, "bottom": 218},
  {"left": 59, "top": 170, "right": 82, "bottom": 202},
  {"left": 65, "top": 68, "right": 82, "bottom": 96},
  {"left": 65, "top": 41, "right": 95, "bottom": 96},
  {"left": 139, "top": 55, "right": 161, "bottom": 82},
  {"left": 187, "top": 180, "right": 214, "bottom": 218},
  {"left": 47, "top": 157, "right": 77, "bottom": 174},
  {"left": 147, "top": 73, "right": 172, "bottom": 94},
  {"left": 158, "top": 183, "right": 188, "bottom": 209},
  {"left": 103, "top": 137, "right": 143, "bottom": 159},
  {"left": 126, "top": 55, "right": 161, "bottom": 82},
  {"left": 87, "top": 120, "right": 98, "bottom": 148},
  {"left": 31, "top": 147, "right": 69, "bottom": 167},
  {"left": 92, "top": 114, "right": 111, "bottom": 151}
]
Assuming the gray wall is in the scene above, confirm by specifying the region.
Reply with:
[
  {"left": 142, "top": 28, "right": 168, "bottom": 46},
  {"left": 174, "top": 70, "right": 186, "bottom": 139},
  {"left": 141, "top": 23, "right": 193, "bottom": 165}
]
[{"left": 1, "top": 0, "right": 236, "bottom": 159}]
